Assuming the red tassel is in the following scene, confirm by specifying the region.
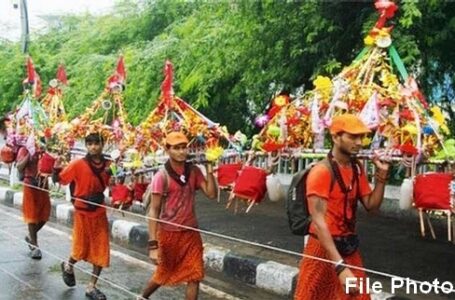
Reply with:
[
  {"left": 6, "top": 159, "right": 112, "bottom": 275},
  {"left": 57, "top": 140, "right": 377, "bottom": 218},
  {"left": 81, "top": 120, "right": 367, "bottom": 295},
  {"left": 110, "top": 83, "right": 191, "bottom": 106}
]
[
  {"left": 24, "top": 57, "right": 41, "bottom": 98},
  {"left": 161, "top": 60, "right": 174, "bottom": 107},
  {"left": 56, "top": 64, "right": 68, "bottom": 85}
]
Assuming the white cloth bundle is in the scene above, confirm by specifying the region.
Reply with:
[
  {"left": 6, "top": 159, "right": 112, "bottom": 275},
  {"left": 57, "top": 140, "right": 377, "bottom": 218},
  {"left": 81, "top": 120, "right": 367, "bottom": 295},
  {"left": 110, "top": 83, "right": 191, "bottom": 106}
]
[
  {"left": 399, "top": 178, "right": 414, "bottom": 210},
  {"left": 266, "top": 174, "right": 285, "bottom": 202}
]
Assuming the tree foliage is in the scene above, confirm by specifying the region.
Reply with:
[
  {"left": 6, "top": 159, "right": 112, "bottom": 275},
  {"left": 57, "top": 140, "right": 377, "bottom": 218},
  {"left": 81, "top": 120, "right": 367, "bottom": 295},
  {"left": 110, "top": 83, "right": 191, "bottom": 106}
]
[{"left": 0, "top": 0, "right": 454, "bottom": 134}]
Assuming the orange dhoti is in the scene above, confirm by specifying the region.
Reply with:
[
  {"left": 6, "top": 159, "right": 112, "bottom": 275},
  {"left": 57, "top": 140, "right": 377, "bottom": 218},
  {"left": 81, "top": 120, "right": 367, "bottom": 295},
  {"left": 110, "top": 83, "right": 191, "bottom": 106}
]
[
  {"left": 152, "top": 229, "right": 204, "bottom": 285},
  {"left": 22, "top": 185, "right": 51, "bottom": 224},
  {"left": 294, "top": 237, "right": 371, "bottom": 300},
  {"left": 71, "top": 211, "right": 110, "bottom": 268}
]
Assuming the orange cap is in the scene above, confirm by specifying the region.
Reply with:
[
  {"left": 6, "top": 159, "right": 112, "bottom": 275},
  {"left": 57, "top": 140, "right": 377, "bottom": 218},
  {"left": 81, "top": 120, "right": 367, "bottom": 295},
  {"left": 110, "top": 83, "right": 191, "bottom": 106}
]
[
  {"left": 165, "top": 131, "right": 189, "bottom": 146},
  {"left": 329, "top": 114, "right": 371, "bottom": 135}
]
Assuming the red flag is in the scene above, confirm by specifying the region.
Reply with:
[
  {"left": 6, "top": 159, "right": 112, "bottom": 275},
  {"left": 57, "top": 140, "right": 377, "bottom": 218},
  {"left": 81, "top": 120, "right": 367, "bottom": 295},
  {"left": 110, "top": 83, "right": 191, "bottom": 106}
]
[
  {"left": 160, "top": 60, "right": 174, "bottom": 107},
  {"left": 56, "top": 64, "right": 68, "bottom": 85},
  {"left": 374, "top": 0, "right": 398, "bottom": 29},
  {"left": 26, "top": 57, "right": 35, "bottom": 83},
  {"left": 23, "top": 57, "right": 42, "bottom": 98},
  {"left": 116, "top": 56, "right": 126, "bottom": 82},
  {"left": 107, "top": 56, "right": 126, "bottom": 89}
]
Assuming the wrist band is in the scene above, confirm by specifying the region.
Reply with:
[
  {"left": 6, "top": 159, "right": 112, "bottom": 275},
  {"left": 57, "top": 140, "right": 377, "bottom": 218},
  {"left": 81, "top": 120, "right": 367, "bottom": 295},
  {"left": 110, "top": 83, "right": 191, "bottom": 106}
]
[
  {"left": 334, "top": 259, "right": 346, "bottom": 275},
  {"left": 336, "top": 265, "right": 347, "bottom": 276}
]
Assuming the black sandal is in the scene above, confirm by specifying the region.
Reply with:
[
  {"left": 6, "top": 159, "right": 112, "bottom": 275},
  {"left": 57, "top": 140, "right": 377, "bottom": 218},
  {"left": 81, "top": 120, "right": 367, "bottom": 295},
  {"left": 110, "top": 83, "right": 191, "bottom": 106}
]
[
  {"left": 30, "top": 248, "right": 42, "bottom": 260},
  {"left": 85, "top": 287, "right": 107, "bottom": 300},
  {"left": 60, "top": 261, "right": 76, "bottom": 287}
]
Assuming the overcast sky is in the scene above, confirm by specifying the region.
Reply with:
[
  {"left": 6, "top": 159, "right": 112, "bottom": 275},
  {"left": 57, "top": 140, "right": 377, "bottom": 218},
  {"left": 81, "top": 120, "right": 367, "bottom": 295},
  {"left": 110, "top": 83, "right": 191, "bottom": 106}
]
[{"left": 0, "top": 0, "right": 115, "bottom": 41}]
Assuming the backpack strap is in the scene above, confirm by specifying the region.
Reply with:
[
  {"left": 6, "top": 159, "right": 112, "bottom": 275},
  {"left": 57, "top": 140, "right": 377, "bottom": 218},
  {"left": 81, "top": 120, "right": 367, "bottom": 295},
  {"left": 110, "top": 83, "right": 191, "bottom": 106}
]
[
  {"left": 325, "top": 153, "right": 363, "bottom": 232},
  {"left": 144, "top": 169, "right": 169, "bottom": 216},
  {"left": 319, "top": 158, "right": 336, "bottom": 192},
  {"left": 158, "top": 165, "right": 196, "bottom": 217},
  {"left": 161, "top": 167, "right": 169, "bottom": 198},
  {"left": 320, "top": 156, "right": 363, "bottom": 195}
]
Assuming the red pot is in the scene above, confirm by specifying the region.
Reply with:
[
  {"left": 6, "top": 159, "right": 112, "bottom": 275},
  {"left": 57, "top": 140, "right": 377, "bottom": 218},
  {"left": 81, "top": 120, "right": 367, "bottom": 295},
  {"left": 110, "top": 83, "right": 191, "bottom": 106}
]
[
  {"left": 232, "top": 166, "right": 268, "bottom": 203},
  {"left": 217, "top": 163, "right": 242, "bottom": 187},
  {"left": 414, "top": 173, "right": 453, "bottom": 209},
  {"left": 0, "top": 145, "right": 15, "bottom": 163},
  {"left": 38, "top": 152, "right": 56, "bottom": 174}
]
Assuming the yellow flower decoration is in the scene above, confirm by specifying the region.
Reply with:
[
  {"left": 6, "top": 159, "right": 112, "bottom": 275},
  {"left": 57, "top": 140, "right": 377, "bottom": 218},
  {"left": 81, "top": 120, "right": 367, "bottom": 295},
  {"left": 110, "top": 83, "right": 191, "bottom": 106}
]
[
  {"left": 364, "top": 35, "right": 375, "bottom": 46},
  {"left": 267, "top": 124, "right": 281, "bottom": 138},
  {"left": 251, "top": 135, "right": 263, "bottom": 151},
  {"left": 362, "top": 136, "right": 372, "bottom": 147},
  {"left": 313, "top": 76, "right": 332, "bottom": 92},
  {"left": 313, "top": 76, "right": 333, "bottom": 101},
  {"left": 380, "top": 72, "right": 399, "bottom": 88},
  {"left": 402, "top": 124, "right": 418, "bottom": 135},
  {"left": 206, "top": 146, "right": 224, "bottom": 162},
  {"left": 132, "top": 158, "right": 143, "bottom": 169},
  {"left": 273, "top": 95, "right": 288, "bottom": 107},
  {"left": 430, "top": 106, "right": 450, "bottom": 134}
]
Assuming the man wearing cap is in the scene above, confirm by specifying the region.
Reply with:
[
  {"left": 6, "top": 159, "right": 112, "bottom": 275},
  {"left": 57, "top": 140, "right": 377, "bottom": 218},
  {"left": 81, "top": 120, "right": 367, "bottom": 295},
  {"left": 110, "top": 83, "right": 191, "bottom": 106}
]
[
  {"left": 294, "top": 114, "right": 390, "bottom": 300},
  {"left": 139, "top": 131, "right": 217, "bottom": 300},
  {"left": 53, "top": 133, "right": 111, "bottom": 300}
]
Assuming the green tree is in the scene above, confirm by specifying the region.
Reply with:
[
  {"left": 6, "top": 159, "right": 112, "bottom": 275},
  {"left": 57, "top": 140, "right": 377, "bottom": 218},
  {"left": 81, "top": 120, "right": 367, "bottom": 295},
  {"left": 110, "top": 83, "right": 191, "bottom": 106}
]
[{"left": 0, "top": 0, "right": 453, "bottom": 135}]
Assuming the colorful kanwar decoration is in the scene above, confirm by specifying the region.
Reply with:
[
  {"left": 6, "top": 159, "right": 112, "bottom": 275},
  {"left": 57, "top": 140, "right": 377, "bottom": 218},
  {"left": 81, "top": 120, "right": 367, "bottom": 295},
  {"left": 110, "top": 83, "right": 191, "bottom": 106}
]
[
  {"left": 41, "top": 64, "right": 68, "bottom": 126},
  {"left": 66, "top": 56, "right": 133, "bottom": 149},
  {"left": 5, "top": 57, "right": 48, "bottom": 157},
  {"left": 134, "top": 60, "right": 236, "bottom": 162},
  {"left": 253, "top": 92, "right": 313, "bottom": 152},
  {"left": 254, "top": 0, "right": 449, "bottom": 161}
]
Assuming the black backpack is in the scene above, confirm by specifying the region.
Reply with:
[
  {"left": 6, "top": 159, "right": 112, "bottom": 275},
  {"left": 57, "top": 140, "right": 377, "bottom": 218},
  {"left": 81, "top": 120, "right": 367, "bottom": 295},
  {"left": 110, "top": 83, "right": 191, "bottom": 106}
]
[{"left": 286, "top": 159, "right": 335, "bottom": 236}]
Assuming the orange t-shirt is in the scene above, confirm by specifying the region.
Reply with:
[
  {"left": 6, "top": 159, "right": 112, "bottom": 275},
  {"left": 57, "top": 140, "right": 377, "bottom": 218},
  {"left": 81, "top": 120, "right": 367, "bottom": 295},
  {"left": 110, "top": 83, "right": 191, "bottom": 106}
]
[
  {"left": 306, "top": 162, "right": 372, "bottom": 236},
  {"left": 59, "top": 158, "right": 110, "bottom": 217}
]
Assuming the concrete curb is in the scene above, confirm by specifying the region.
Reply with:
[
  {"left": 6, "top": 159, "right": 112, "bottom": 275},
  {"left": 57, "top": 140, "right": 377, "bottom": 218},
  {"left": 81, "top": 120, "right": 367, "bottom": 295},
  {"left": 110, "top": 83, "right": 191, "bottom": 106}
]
[{"left": 0, "top": 186, "right": 395, "bottom": 299}]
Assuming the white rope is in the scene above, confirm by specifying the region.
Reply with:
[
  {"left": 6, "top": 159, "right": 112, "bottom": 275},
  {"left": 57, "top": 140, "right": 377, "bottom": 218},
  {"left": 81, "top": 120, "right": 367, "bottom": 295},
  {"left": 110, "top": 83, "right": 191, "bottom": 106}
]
[
  {"left": 0, "top": 225, "right": 144, "bottom": 299},
  {"left": 6, "top": 179, "right": 455, "bottom": 293}
]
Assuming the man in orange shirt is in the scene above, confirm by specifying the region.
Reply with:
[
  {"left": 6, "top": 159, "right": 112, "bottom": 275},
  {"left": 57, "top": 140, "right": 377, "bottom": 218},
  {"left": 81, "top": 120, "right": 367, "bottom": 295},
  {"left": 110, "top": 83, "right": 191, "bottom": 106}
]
[
  {"left": 16, "top": 145, "right": 51, "bottom": 260},
  {"left": 138, "top": 131, "right": 217, "bottom": 300},
  {"left": 53, "top": 133, "right": 110, "bottom": 300},
  {"left": 294, "top": 114, "right": 390, "bottom": 300}
]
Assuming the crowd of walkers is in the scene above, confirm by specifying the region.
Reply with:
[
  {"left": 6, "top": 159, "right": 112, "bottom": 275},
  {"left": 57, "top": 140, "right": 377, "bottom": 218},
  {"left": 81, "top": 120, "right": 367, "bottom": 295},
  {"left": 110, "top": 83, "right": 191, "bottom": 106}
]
[{"left": 2, "top": 114, "right": 392, "bottom": 300}]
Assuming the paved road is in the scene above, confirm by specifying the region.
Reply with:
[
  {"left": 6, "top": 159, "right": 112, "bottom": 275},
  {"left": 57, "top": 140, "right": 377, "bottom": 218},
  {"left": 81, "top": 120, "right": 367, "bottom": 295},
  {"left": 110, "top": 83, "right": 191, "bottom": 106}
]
[{"left": 0, "top": 205, "right": 278, "bottom": 300}]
